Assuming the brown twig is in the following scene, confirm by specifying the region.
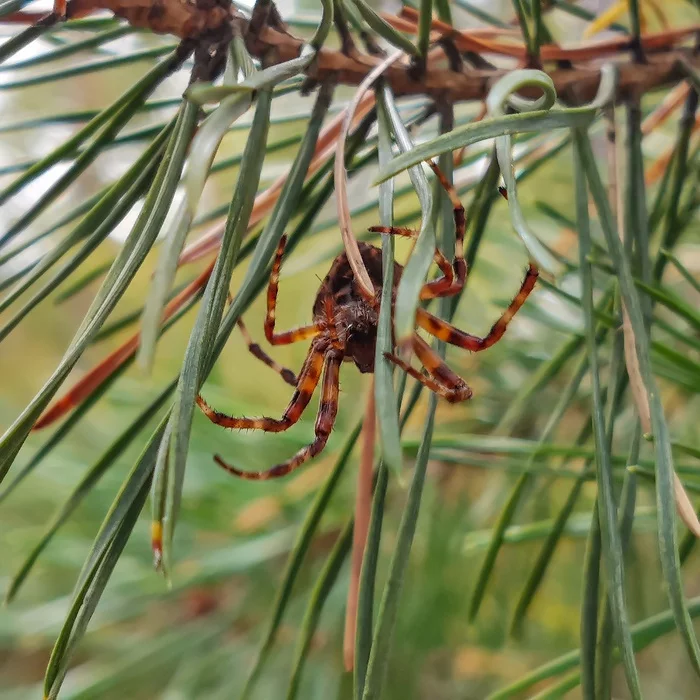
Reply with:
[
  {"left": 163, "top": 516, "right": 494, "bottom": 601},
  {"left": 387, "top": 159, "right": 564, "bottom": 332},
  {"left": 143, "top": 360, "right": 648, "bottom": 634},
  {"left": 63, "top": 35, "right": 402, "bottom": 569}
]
[
  {"left": 247, "top": 17, "right": 700, "bottom": 106},
  {"left": 5, "top": 4, "right": 700, "bottom": 104},
  {"left": 6, "top": 0, "right": 231, "bottom": 37}
]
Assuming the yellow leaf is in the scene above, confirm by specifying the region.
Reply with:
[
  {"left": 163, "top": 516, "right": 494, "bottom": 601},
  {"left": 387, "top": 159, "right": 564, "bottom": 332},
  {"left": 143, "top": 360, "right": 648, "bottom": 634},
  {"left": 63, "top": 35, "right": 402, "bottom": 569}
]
[{"left": 584, "top": 0, "right": 629, "bottom": 38}]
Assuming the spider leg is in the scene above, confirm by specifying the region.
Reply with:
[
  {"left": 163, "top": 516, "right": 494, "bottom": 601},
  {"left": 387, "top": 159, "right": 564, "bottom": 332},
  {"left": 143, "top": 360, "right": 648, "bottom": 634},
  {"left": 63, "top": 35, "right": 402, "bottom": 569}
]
[
  {"left": 369, "top": 160, "right": 466, "bottom": 300},
  {"left": 420, "top": 160, "right": 467, "bottom": 299},
  {"left": 384, "top": 335, "right": 472, "bottom": 403},
  {"left": 237, "top": 318, "right": 297, "bottom": 386},
  {"left": 412, "top": 334, "right": 473, "bottom": 400},
  {"left": 214, "top": 351, "right": 342, "bottom": 480},
  {"left": 196, "top": 338, "right": 327, "bottom": 432},
  {"left": 265, "top": 235, "right": 322, "bottom": 345},
  {"left": 416, "top": 263, "right": 539, "bottom": 352},
  {"left": 368, "top": 225, "right": 454, "bottom": 291}
]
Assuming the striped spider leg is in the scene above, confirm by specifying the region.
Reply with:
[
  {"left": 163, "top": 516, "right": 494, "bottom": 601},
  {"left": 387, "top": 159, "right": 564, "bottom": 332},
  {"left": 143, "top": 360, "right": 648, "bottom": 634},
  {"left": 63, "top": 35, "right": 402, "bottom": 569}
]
[
  {"left": 196, "top": 159, "right": 538, "bottom": 481},
  {"left": 197, "top": 235, "right": 344, "bottom": 480},
  {"left": 372, "top": 159, "right": 538, "bottom": 402}
]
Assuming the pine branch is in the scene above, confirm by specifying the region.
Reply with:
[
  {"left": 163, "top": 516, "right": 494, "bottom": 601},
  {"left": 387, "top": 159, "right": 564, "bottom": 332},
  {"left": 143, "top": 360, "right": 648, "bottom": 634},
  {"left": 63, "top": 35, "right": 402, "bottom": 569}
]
[
  {"left": 246, "top": 21, "right": 700, "bottom": 105},
  {"left": 5, "top": 1, "right": 700, "bottom": 105}
]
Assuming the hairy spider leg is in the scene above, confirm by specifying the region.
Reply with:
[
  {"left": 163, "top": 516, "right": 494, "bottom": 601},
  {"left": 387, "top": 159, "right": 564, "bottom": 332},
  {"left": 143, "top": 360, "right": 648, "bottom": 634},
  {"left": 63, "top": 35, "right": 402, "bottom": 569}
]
[
  {"left": 384, "top": 335, "right": 472, "bottom": 403},
  {"left": 265, "top": 234, "right": 322, "bottom": 345},
  {"left": 322, "top": 295, "right": 343, "bottom": 347},
  {"left": 422, "top": 160, "right": 467, "bottom": 298},
  {"left": 368, "top": 159, "right": 467, "bottom": 300},
  {"left": 236, "top": 318, "right": 297, "bottom": 386},
  {"left": 412, "top": 334, "right": 473, "bottom": 400},
  {"left": 223, "top": 288, "right": 297, "bottom": 386},
  {"left": 367, "top": 225, "right": 455, "bottom": 290},
  {"left": 196, "top": 337, "right": 327, "bottom": 432},
  {"left": 416, "top": 263, "right": 539, "bottom": 351},
  {"left": 214, "top": 351, "right": 342, "bottom": 480}
]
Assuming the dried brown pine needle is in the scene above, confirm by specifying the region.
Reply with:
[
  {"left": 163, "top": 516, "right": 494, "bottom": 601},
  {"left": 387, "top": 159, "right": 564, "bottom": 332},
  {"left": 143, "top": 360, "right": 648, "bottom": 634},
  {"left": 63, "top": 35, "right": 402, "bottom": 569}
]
[{"left": 334, "top": 49, "right": 405, "bottom": 301}]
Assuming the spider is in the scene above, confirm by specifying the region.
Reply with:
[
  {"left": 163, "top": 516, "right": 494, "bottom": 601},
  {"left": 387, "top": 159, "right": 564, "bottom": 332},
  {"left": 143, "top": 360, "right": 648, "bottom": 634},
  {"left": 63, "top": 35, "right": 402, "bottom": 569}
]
[{"left": 196, "top": 162, "right": 538, "bottom": 480}]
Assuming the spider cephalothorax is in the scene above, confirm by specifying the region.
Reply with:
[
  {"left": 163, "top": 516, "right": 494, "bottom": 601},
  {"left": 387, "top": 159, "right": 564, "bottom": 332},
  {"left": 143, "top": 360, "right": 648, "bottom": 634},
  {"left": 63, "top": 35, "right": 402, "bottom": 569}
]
[
  {"left": 313, "top": 243, "right": 399, "bottom": 374},
  {"left": 197, "top": 161, "right": 538, "bottom": 480}
]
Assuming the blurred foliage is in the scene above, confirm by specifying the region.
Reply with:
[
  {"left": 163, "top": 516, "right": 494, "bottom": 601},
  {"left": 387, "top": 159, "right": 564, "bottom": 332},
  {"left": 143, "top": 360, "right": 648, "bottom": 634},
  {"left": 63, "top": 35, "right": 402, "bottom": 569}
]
[{"left": 1, "top": 0, "right": 700, "bottom": 699}]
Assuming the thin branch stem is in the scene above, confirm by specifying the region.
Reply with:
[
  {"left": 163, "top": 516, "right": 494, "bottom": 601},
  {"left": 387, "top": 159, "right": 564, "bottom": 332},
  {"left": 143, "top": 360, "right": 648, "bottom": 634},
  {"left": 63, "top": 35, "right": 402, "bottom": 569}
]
[{"left": 344, "top": 382, "right": 376, "bottom": 671}]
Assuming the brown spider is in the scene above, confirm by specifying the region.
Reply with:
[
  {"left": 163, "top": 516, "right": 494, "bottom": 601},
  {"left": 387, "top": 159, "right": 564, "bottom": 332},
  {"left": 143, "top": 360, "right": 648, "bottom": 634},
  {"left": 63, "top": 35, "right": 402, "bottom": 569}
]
[{"left": 196, "top": 162, "right": 538, "bottom": 480}]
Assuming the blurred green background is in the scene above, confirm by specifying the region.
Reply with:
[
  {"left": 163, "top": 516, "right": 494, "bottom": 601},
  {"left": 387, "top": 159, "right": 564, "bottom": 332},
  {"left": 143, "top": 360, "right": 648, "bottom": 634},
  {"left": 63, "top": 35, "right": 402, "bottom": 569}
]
[{"left": 2, "top": 0, "right": 700, "bottom": 698}]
